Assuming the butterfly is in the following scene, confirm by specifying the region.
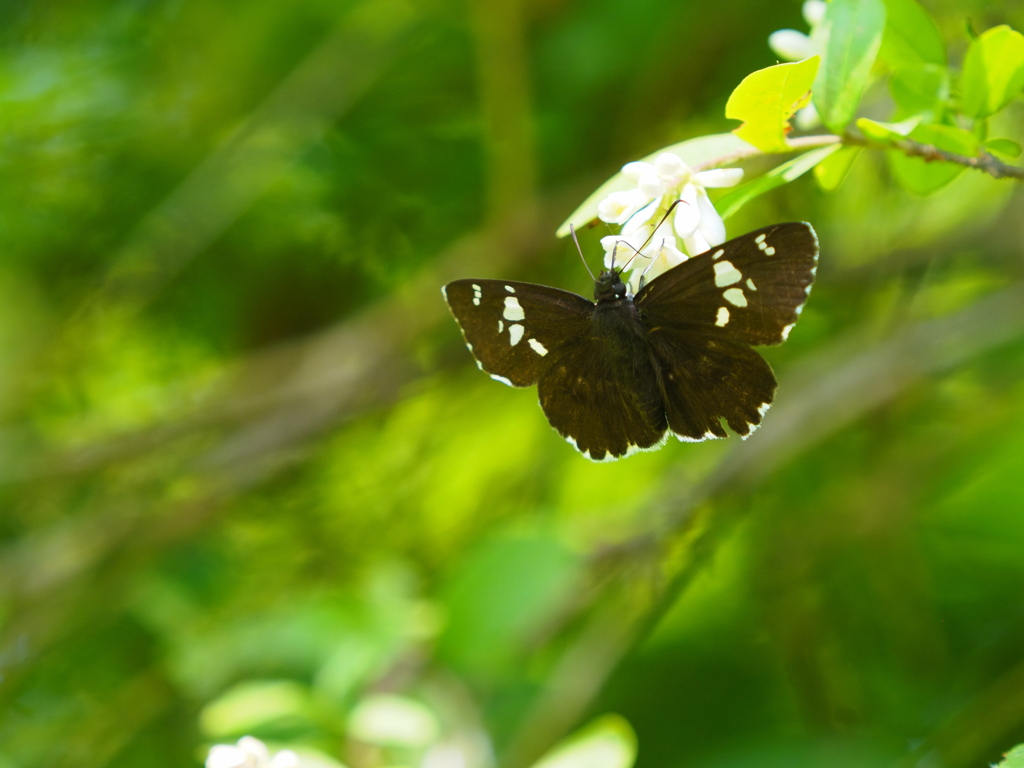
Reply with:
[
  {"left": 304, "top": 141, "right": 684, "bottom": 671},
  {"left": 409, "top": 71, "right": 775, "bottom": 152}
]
[{"left": 442, "top": 222, "right": 818, "bottom": 461}]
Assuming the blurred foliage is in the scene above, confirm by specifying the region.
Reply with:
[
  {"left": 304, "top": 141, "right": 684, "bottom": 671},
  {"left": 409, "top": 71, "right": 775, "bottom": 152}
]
[{"left": 3, "top": 1, "right": 1024, "bottom": 768}]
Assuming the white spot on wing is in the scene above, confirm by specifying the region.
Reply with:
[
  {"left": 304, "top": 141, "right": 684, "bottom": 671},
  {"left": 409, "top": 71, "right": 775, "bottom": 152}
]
[
  {"left": 764, "top": 246, "right": 776, "bottom": 256},
  {"left": 746, "top": 278, "right": 757, "bottom": 291},
  {"left": 503, "top": 296, "right": 525, "bottom": 321},
  {"left": 712, "top": 249, "right": 725, "bottom": 260},
  {"left": 508, "top": 323, "right": 524, "bottom": 345},
  {"left": 472, "top": 297, "right": 481, "bottom": 306},
  {"left": 498, "top": 320, "right": 504, "bottom": 333},
  {"left": 528, "top": 338, "right": 548, "bottom": 356},
  {"left": 471, "top": 284, "right": 482, "bottom": 292},
  {"left": 755, "top": 234, "right": 766, "bottom": 244},
  {"left": 504, "top": 285, "right": 516, "bottom": 293},
  {"left": 780, "top": 322, "right": 794, "bottom": 340},
  {"left": 715, "top": 306, "right": 730, "bottom": 327},
  {"left": 490, "top": 374, "right": 514, "bottom": 387},
  {"left": 724, "top": 287, "right": 747, "bottom": 307},
  {"left": 713, "top": 260, "right": 742, "bottom": 287}
]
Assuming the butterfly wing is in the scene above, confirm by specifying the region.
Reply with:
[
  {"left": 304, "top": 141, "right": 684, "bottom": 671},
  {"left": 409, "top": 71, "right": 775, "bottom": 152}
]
[
  {"left": 537, "top": 334, "right": 668, "bottom": 462},
  {"left": 636, "top": 222, "right": 818, "bottom": 440},
  {"left": 646, "top": 332, "right": 777, "bottom": 440},
  {"left": 636, "top": 222, "right": 818, "bottom": 344},
  {"left": 442, "top": 279, "right": 593, "bottom": 387},
  {"left": 444, "top": 278, "right": 667, "bottom": 461}
]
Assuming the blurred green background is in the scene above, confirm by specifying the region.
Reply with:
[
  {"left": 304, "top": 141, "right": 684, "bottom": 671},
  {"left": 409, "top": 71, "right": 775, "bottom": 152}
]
[{"left": 2, "top": 0, "right": 1024, "bottom": 767}]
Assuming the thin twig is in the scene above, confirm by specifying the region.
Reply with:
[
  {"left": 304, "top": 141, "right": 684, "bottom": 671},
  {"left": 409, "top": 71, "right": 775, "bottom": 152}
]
[
  {"left": 691, "top": 133, "right": 841, "bottom": 171},
  {"left": 843, "top": 132, "right": 1024, "bottom": 180},
  {"left": 695, "top": 130, "right": 1024, "bottom": 182}
]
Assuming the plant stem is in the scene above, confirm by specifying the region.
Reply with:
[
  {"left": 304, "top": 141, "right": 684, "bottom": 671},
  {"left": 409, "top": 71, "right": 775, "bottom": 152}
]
[
  {"left": 697, "top": 130, "right": 1024, "bottom": 181},
  {"left": 843, "top": 132, "right": 1024, "bottom": 180}
]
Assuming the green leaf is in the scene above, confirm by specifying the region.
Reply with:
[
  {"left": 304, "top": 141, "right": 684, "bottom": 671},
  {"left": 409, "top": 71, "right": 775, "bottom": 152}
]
[
  {"left": 348, "top": 694, "right": 440, "bottom": 748},
  {"left": 960, "top": 25, "right": 1024, "bottom": 118},
  {"left": 888, "top": 123, "right": 979, "bottom": 194},
  {"left": 997, "top": 745, "right": 1024, "bottom": 768},
  {"left": 530, "top": 715, "right": 637, "bottom": 768},
  {"left": 437, "top": 533, "right": 580, "bottom": 676},
  {"left": 725, "top": 57, "right": 820, "bottom": 153},
  {"left": 889, "top": 64, "right": 949, "bottom": 117},
  {"left": 878, "top": 0, "right": 945, "bottom": 68},
  {"left": 814, "top": 145, "right": 862, "bottom": 190},
  {"left": 199, "top": 680, "right": 316, "bottom": 738},
  {"left": 812, "top": 0, "right": 887, "bottom": 131},
  {"left": 985, "top": 137, "right": 1023, "bottom": 158},
  {"left": 717, "top": 143, "right": 841, "bottom": 220},
  {"left": 556, "top": 133, "right": 753, "bottom": 237},
  {"left": 855, "top": 116, "right": 921, "bottom": 141}
]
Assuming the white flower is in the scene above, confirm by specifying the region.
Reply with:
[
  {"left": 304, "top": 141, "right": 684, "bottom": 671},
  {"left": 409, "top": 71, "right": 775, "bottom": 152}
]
[
  {"left": 768, "top": 0, "right": 827, "bottom": 61},
  {"left": 768, "top": 29, "right": 814, "bottom": 61},
  {"left": 601, "top": 218, "right": 687, "bottom": 294},
  {"left": 596, "top": 188, "right": 652, "bottom": 226},
  {"left": 206, "top": 737, "right": 302, "bottom": 768},
  {"left": 595, "top": 152, "right": 743, "bottom": 290},
  {"left": 803, "top": 0, "right": 827, "bottom": 26}
]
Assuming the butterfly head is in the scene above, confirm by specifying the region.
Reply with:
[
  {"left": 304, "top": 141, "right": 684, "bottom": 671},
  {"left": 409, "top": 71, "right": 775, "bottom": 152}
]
[{"left": 593, "top": 269, "right": 628, "bottom": 302}]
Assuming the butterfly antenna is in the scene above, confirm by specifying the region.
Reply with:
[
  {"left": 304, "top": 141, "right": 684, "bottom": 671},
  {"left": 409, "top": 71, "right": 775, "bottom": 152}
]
[
  {"left": 635, "top": 199, "right": 685, "bottom": 253},
  {"left": 569, "top": 224, "right": 597, "bottom": 282},
  {"left": 609, "top": 199, "right": 689, "bottom": 276},
  {"left": 615, "top": 241, "right": 642, "bottom": 275}
]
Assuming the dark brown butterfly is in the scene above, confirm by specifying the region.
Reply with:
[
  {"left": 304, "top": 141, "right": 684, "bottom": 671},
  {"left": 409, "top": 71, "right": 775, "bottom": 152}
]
[{"left": 442, "top": 222, "right": 818, "bottom": 461}]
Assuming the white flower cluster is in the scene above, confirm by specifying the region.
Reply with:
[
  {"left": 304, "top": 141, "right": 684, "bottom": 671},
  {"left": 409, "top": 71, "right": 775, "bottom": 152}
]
[
  {"left": 596, "top": 152, "right": 743, "bottom": 292},
  {"left": 206, "top": 736, "right": 300, "bottom": 768},
  {"left": 767, "top": 0, "right": 827, "bottom": 129}
]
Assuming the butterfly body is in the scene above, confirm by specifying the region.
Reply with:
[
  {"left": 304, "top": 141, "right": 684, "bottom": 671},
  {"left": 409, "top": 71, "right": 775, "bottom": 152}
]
[{"left": 442, "top": 222, "right": 818, "bottom": 461}]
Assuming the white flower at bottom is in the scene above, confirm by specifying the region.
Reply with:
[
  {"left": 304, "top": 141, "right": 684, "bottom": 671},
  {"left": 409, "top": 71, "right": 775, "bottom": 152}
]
[
  {"left": 207, "top": 746, "right": 253, "bottom": 768},
  {"left": 269, "top": 751, "right": 300, "bottom": 768},
  {"left": 206, "top": 737, "right": 301, "bottom": 768}
]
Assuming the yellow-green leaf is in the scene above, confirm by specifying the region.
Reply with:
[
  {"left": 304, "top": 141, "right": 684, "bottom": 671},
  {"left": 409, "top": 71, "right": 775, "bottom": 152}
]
[
  {"left": 812, "top": 0, "right": 887, "bottom": 131},
  {"left": 879, "top": 0, "right": 945, "bottom": 68},
  {"left": 199, "top": 680, "right": 316, "bottom": 737},
  {"left": 725, "top": 57, "right": 820, "bottom": 153},
  {"left": 997, "top": 745, "right": 1024, "bottom": 768},
  {"left": 529, "top": 714, "right": 637, "bottom": 768},
  {"left": 856, "top": 116, "right": 921, "bottom": 141},
  {"left": 889, "top": 64, "right": 949, "bottom": 117},
  {"left": 985, "top": 138, "right": 1023, "bottom": 158},
  {"left": 717, "top": 143, "right": 841, "bottom": 220},
  {"left": 814, "top": 145, "right": 862, "bottom": 190},
  {"left": 960, "top": 25, "right": 1024, "bottom": 118}
]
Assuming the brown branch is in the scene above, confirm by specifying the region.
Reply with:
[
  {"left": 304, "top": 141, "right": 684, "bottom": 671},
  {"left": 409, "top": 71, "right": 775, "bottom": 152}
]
[
  {"left": 844, "top": 132, "right": 1024, "bottom": 180},
  {"left": 691, "top": 133, "right": 842, "bottom": 172},
  {"left": 694, "top": 130, "right": 1024, "bottom": 182}
]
